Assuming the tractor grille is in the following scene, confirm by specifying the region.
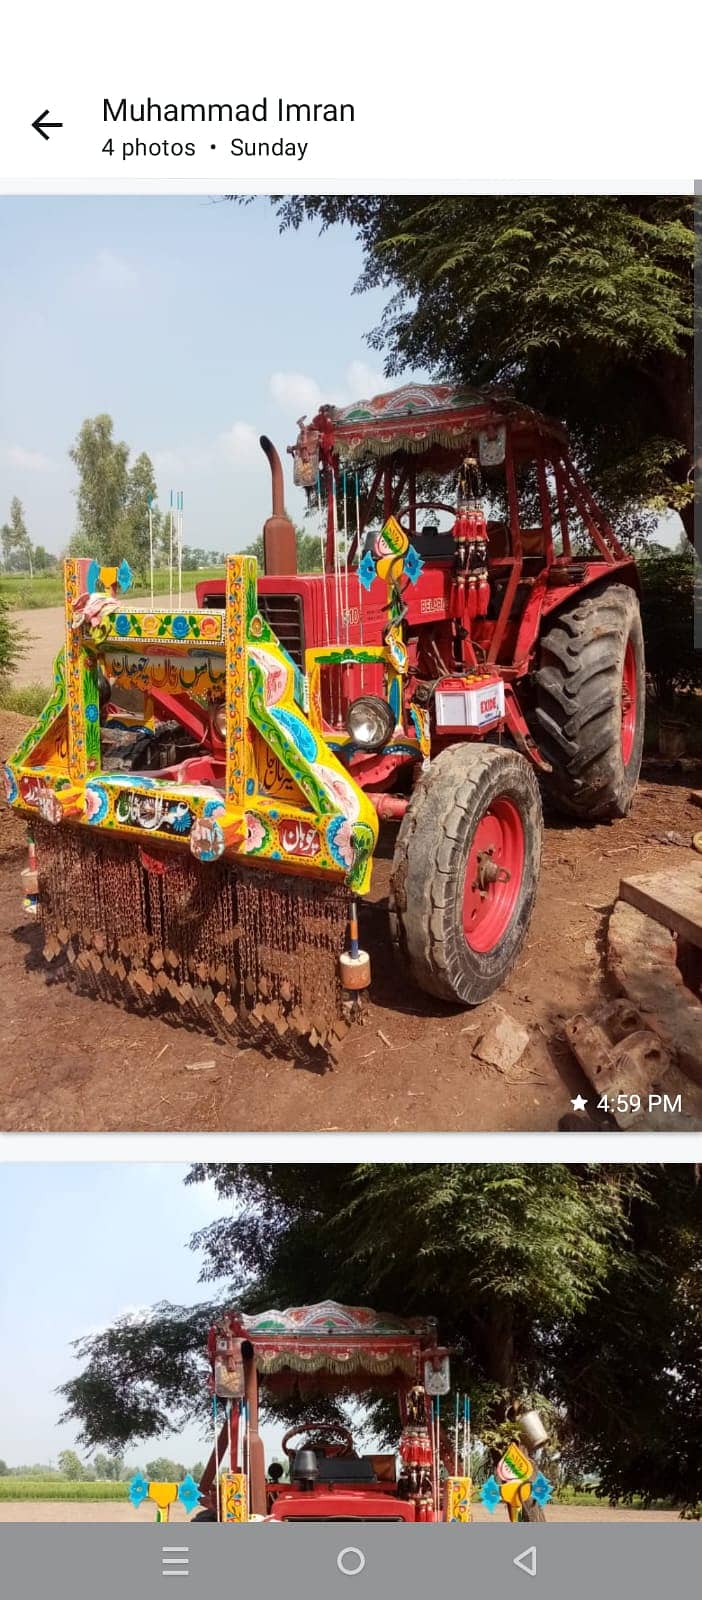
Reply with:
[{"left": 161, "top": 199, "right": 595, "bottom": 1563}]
[{"left": 257, "top": 592, "right": 305, "bottom": 667}]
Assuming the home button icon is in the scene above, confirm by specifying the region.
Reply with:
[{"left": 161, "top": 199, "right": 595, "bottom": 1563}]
[{"left": 337, "top": 1546, "right": 366, "bottom": 1577}]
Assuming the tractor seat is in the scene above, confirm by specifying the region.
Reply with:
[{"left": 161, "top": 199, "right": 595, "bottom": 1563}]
[{"left": 312, "top": 1455, "right": 376, "bottom": 1484}]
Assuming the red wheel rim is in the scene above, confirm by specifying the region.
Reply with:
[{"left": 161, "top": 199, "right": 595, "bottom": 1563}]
[
  {"left": 621, "top": 640, "right": 637, "bottom": 765},
  {"left": 462, "top": 797, "right": 525, "bottom": 954}
]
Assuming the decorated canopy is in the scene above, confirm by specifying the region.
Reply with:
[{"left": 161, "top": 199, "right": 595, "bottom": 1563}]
[
  {"left": 308, "top": 382, "right": 566, "bottom": 465},
  {"left": 209, "top": 1300, "right": 441, "bottom": 1396}
]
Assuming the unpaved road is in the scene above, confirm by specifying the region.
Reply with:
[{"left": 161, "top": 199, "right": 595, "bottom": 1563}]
[
  {"left": 2, "top": 709, "right": 702, "bottom": 1133},
  {"left": 12, "top": 598, "right": 198, "bottom": 688},
  {"left": 0, "top": 1500, "right": 681, "bottom": 1523}
]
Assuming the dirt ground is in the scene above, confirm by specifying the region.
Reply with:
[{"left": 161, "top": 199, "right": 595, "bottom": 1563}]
[
  {"left": 12, "top": 600, "right": 197, "bottom": 688},
  {"left": 2, "top": 707, "right": 702, "bottom": 1133},
  {"left": 0, "top": 1499, "right": 681, "bottom": 1523}
]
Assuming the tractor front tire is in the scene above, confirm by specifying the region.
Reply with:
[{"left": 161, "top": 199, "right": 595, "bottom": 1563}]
[
  {"left": 389, "top": 744, "right": 542, "bottom": 1007},
  {"left": 533, "top": 582, "right": 644, "bottom": 820}
]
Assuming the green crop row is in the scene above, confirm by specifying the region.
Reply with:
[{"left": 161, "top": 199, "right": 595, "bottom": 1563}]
[
  {"left": 0, "top": 1479, "right": 130, "bottom": 1501},
  {"left": 0, "top": 569, "right": 225, "bottom": 611}
]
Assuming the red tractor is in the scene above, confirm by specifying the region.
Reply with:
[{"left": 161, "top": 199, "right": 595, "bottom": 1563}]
[{"left": 198, "top": 382, "right": 644, "bottom": 1008}]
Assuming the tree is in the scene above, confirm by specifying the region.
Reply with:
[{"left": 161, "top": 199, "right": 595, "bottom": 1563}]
[
  {"left": 58, "top": 1449, "right": 84, "bottom": 1480},
  {"left": 638, "top": 544, "right": 702, "bottom": 706},
  {"left": 145, "top": 1457, "right": 187, "bottom": 1483},
  {"left": 57, "top": 1165, "right": 702, "bottom": 1507},
  {"left": 0, "top": 1460, "right": 8, "bottom": 1476},
  {"left": 122, "top": 452, "right": 161, "bottom": 575},
  {"left": 93, "top": 1450, "right": 124, "bottom": 1481},
  {"left": 69, "top": 416, "right": 129, "bottom": 562},
  {"left": 0, "top": 593, "right": 23, "bottom": 684},
  {"left": 265, "top": 197, "right": 694, "bottom": 542},
  {"left": 244, "top": 527, "right": 322, "bottom": 573},
  {"left": 68, "top": 415, "right": 161, "bottom": 577},
  {"left": 1, "top": 498, "right": 34, "bottom": 575},
  {"left": 31, "top": 545, "right": 54, "bottom": 572}
]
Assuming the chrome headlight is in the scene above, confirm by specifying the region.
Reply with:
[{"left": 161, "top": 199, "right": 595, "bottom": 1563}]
[{"left": 345, "top": 695, "right": 395, "bottom": 751}]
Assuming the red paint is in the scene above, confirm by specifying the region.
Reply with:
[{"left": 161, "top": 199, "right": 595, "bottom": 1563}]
[
  {"left": 269, "top": 1488, "right": 418, "bottom": 1521},
  {"left": 462, "top": 797, "right": 525, "bottom": 953},
  {"left": 621, "top": 639, "right": 637, "bottom": 764},
  {"left": 278, "top": 818, "right": 321, "bottom": 856}
]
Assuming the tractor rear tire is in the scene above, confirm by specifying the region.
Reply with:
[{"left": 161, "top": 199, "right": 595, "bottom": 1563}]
[
  {"left": 389, "top": 744, "right": 542, "bottom": 1007},
  {"left": 533, "top": 583, "right": 644, "bottom": 820}
]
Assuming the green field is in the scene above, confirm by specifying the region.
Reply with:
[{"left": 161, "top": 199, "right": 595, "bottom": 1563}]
[
  {"left": 0, "top": 568, "right": 226, "bottom": 610},
  {"left": 0, "top": 1479, "right": 130, "bottom": 1501}
]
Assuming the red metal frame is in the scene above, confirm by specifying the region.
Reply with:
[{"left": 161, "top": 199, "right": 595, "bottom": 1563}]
[
  {"left": 192, "top": 393, "right": 638, "bottom": 796},
  {"left": 201, "top": 1305, "right": 446, "bottom": 1523}
]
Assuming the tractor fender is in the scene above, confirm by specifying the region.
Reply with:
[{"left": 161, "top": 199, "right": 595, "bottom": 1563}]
[
  {"left": 539, "top": 558, "right": 640, "bottom": 621},
  {"left": 512, "top": 559, "right": 639, "bottom": 672}
]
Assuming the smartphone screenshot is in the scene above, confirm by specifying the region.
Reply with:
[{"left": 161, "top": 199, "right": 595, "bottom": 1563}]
[{"left": 0, "top": 7, "right": 699, "bottom": 1597}]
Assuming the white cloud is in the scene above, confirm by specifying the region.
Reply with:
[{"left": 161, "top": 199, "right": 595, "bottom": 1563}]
[
  {"left": 93, "top": 248, "right": 138, "bottom": 289},
  {"left": 269, "top": 371, "right": 323, "bottom": 418},
  {"left": 152, "top": 425, "right": 263, "bottom": 485},
  {"left": 343, "top": 360, "right": 385, "bottom": 401},
  {"left": 218, "top": 421, "right": 262, "bottom": 467},
  {"left": 268, "top": 361, "right": 388, "bottom": 420},
  {"left": 3, "top": 443, "right": 55, "bottom": 472}
]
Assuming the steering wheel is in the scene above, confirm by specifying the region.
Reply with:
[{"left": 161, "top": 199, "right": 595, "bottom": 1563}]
[{"left": 281, "top": 1422, "right": 355, "bottom": 1461}]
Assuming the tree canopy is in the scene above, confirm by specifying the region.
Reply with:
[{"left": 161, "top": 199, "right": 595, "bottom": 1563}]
[
  {"left": 68, "top": 415, "right": 161, "bottom": 575},
  {"left": 266, "top": 197, "right": 694, "bottom": 540},
  {"left": 58, "top": 1164, "right": 702, "bottom": 1507},
  {"left": 244, "top": 528, "right": 322, "bottom": 572}
]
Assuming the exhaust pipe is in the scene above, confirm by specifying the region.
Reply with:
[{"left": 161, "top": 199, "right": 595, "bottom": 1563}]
[{"left": 260, "top": 435, "right": 297, "bottom": 575}]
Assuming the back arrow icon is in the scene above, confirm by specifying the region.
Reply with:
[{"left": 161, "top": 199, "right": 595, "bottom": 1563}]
[
  {"left": 513, "top": 1546, "right": 537, "bottom": 1578},
  {"left": 32, "top": 110, "right": 63, "bottom": 141}
]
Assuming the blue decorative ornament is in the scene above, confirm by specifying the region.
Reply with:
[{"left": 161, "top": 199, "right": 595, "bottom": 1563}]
[
  {"left": 114, "top": 613, "right": 131, "bottom": 637},
  {"left": 358, "top": 549, "right": 377, "bottom": 591},
  {"left": 479, "top": 1475, "right": 502, "bottom": 1513},
  {"left": 531, "top": 1471, "right": 553, "bottom": 1507},
  {"left": 388, "top": 677, "right": 401, "bottom": 723},
  {"left": 86, "top": 559, "right": 100, "bottom": 594},
  {"left": 85, "top": 703, "right": 99, "bottom": 723},
  {"left": 3, "top": 764, "right": 18, "bottom": 805},
  {"left": 172, "top": 615, "right": 189, "bottom": 639},
  {"left": 169, "top": 803, "right": 193, "bottom": 835},
  {"left": 129, "top": 1473, "right": 149, "bottom": 1508},
  {"left": 117, "top": 559, "right": 133, "bottom": 593},
  {"left": 271, "top": 707, "right": 317, "bottom": 762},
  {"left": 178, "top": 1475, "right": 201, "bottom": 1515},
  {"left": 403, "top": 545, "right": 424, "bottom": 584},
  {"left": 327, "top": 814, "right": 351, "bottom": 872},
  {"left": 85, "top": 782, "right": 109, "bottom": 824}
]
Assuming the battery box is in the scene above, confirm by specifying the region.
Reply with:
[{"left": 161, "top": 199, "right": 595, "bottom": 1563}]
[{"left": 433, "top": 674, "right": 505, "bottom": 733}]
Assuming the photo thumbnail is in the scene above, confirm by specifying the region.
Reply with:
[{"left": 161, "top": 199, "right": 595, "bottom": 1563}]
[
  {"left": 0, "top": 1163, "right": 700, "bottom": 1526},
  {"left": 0, "top": 197, "right": 699, "bottom": 1134}
]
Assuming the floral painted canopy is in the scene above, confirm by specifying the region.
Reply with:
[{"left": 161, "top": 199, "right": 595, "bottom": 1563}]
[
  {"left": 210, "top": 1300, "right": 441, "bottom": 1397},
  {"left": 312, "top": 383, "right": 566, "bottom": 465}
]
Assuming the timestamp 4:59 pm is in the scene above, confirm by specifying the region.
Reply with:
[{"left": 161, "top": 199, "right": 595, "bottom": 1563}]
[{"left": 595, "top": 1093, "right": 683, "bottom": 1116}]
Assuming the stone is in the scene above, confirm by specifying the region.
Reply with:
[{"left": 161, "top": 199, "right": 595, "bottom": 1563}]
[
  {"left": 563, "top": 997, "right": 673, "bottom": 1128},
  {"left": 472, "top": 1007, "right": 530, "bottom": 1072},
  {"left": 608, "top": 901, "right": 702, "bottom": 1087}
]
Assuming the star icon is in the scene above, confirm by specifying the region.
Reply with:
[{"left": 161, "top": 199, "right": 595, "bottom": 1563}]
[{"left": 570, "top": 1093, "right": 589, "bottom": 1112}]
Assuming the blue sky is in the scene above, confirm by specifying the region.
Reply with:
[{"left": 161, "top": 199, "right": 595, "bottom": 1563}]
[
  {"left": 0, "top": 197, "right": 402, "bottom": 557},
  {"left": 0, "top": 1164, "right": 241, "bottom": 1469}
]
